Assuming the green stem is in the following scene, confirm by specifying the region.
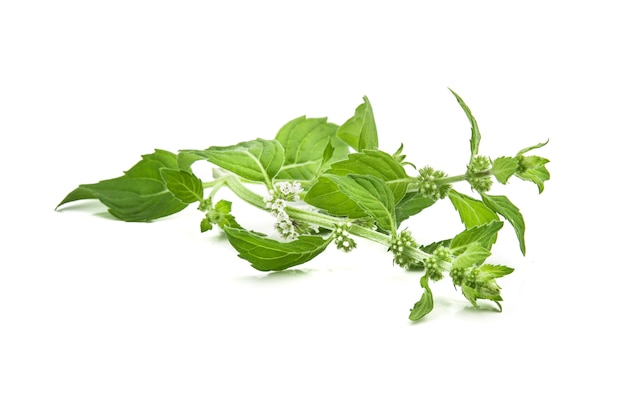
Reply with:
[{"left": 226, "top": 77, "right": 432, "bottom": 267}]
[
  {"left": 434, "top": 173, "right": 468, "bottom": 186},
  {"left": 214, "top": 169, "right": 432, "bottom": 262},
  {"left": 216, "top": 172, "right": 266, "bottom": 209},
  {"left": 208, "top": 180, "right": 225, "bottom": 199},
  {"left": 285, "top": 206, "right": 391, "bottom": 247}
]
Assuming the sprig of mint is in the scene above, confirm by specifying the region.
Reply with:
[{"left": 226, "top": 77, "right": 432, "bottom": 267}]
[{"left": 56, "top": 89, "right": 550, "bottom": 322}]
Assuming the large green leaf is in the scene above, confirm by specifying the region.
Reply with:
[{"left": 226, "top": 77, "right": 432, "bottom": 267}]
[
  {"left": 331, "top": 174, "right": 396, "bottom": 232},
  {"left": 337, "top": 96, "right": 378, "bottom": 151},
  {"left": 178, "top": 139, "right": 284, "bottom": 186},
  {"left": 304, "top": 175, "right": 368, "bottom": 220},
  {"left": 449, "top": 88, "right": 481, "bottom": 160},
  {"left": 223, "top": 227, "right": 331, "bottom": 271},
  {"left": 395, "top": 192, "right": 436, "bottom": 227},
  {"left": 325, "top": 150, "right": 408, "bottom": 202},
  {"left": 274, "top": 116, "right": 348, "bottom": 180},
  {"left": 480, "top": 193, "right": 526, "bottom": 255},
  {"left": 448, "top": 189, "right": 499, "bottom": 228},
  {"left": 306, "top": 174, "right": 396, "bottom": 231},
  {"left": 56, "top": 150, "right": 188, "bottom": 222}
]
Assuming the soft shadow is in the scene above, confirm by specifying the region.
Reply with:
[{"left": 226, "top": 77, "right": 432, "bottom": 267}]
[
  {"left": 238, "top": 268, "right": 312, "bottom": 283},
  {"left": 458, "top": 302, "right": 502, "bottom": 314}
]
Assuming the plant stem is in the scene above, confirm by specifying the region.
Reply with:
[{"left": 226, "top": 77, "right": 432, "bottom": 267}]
[{"left": 212, "top": 170, "right": 433, "bottom": 263}]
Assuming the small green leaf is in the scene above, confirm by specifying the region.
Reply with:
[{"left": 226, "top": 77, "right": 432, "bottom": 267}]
[
  {"left": 420, "top": 239, "right": 452, "bottom": 254},
  {"left": 200, "top": 217, "right": 213, "bottom": 232},
  {"left": 491, "top": 156, "right": 519, "bottom": 184},
  {"left": 321, "top": 140, "right": 336, "bottom": 166},
  {"left": 517, "top": 139, "right": 549, "bottom": 156},
  {"left": 56, "top": 150, "right": 187, "bottom": 222},
  {"left": 449, "top": 88, "right": 481, "bottom": 160},
  {"left": 461, "top": 285, "right": 480, "bottom": 308},
  {"left": 395, "top": 192, "right": 436, "bottom": 227},
  {"left": 160, "top": 168, "right": 204, "bottom": 203},
  {"left": 452, "top": 242, "right": 491, "bottom": 270},
  {"left": 322, "top": 174, "right": 396, "bottom": 231},
  {"left": 204, "top": 199, "right": 240, "bottom": 231},
  {"left": 214, "top": 199, "right": 232, "bottom": 214},
  {"left": 223, "top": 227, "right": 331, "bottom": 271},
  {"left": 448, "top": 189, "right": 499, "bottom": 228},
  {"left": 178, "top": 139, "right": 284, "bottom": 186},
  {"left": 516, "top": 155, "right": 550, "bottom": 193},
  {"left": 450, "top": 220, "right": 504, "bottom": 253},
  {"left": 274, "top": 116, "right": 348, "bottom": 180},
  {"left": 480, "top": 193, "right": 526, "bottom": 255},
  {"left": 337, "top": 96, "right": 378, "bottom": 151},
  {"left": 409, "top": 274, "right": 434, "bottom": 321},
  {"left": 478, "top": 264, "right": 514, "bottom": 279}
]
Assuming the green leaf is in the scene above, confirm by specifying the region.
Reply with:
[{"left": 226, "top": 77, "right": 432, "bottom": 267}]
[
  {"left": 452, "top": 242, "right": 491, "bottom": 270},
  {"left": 450, "top": 220, "right": 504, "bottom": 253},
  {"left": 517, "top": 139, "right": 549, "bottom": 156},
  {"left": 200, "top": 217, "right": 212, "bottom": 233},
  {"left": 160, "top": 168, "right": 204, "bottom": 203},
  {"left": 480, "top": 193, "right": 526, "bottom": 255},
  {"left": 409, "top": 274, "right": 434, "bottom": 321},
  {"left": 321, "top": 140, "right": 336, "bottom": 166},
  {"left": 337, "top": 96, "right": 378, "bottom": 151},
  {"left": 56, "top": 150, "right": 188, "bottom": 222},
  {"left": 449, "top": 88, "right": 481, "bottom": 160},
  {"left": 178, "top": 139, "right": 284, "bottom": 186},
  {"left": 420, "top": 239, "right": 452, "bottom": 254},
  {"left": 223, "top": 227, "right": 331, "bottom": 271},
  {"left": 461, "top": 285, "right": 480, "bottom": 308},
  {"left": 395, "top": 192, "right": 436, "bottom": 227},
  {"left": 326, "top": 150, "right": 408, "bottom": 202},
  {"left": 327, "top": 174, "right": 397, "bottom": 231},
  {"left": 274, "top": 116, "right": 348, "bottom": 180},
  {"left": 206, "top": 199, "right": 241, "bottom": 230},
  {"left": 516, "top": 155, "right": 550, "bottom": 193},
  {"left": 304, "top": 175, "right": 368, "bottom": 219},
  {"left": 478, "top": 264, "right": 514, "bottom": 279},
  {"left": 57, "top": 186, "right": 97, "bottom": 205},
  {"left": 448, "top": 189, "right": 499, "bottom": 228},
  {"left": 491, "top": 156, "right": 519, "bottom": 184}
]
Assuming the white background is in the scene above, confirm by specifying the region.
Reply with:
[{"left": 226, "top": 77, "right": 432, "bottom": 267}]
[{"left": 1, "top": 1, "right": 624, "bottom": 399}]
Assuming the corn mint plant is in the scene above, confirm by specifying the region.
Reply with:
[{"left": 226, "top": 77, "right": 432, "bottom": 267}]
[{"left": 56, "top": 89, "right": 550, "bottom": 321}]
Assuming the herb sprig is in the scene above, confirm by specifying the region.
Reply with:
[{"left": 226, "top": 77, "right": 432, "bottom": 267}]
[{"left": 56, "top": 89, "right": 550, "bottom": 321}]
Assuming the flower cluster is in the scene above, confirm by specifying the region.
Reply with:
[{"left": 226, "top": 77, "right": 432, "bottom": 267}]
[
  {"left": 389, "top": 230, "right": 419, "bottom": 269},
  {"left": 333, "top": 222, "right": 356, "bottom": 252},
  {"left": 423, "top": 246, "right": 452, "bottom": 281},
  {"left": 264, "top": 181, "right": 305, "bottom": 240},
  {"left": 264, "top": 181, "right": 303, "bottom": 209},
  {"left": 467, "top": 155, "right": 493, "bottom": 192},
  {"left": 415, "top": 166, "right": 451, "bottom": 200}
]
